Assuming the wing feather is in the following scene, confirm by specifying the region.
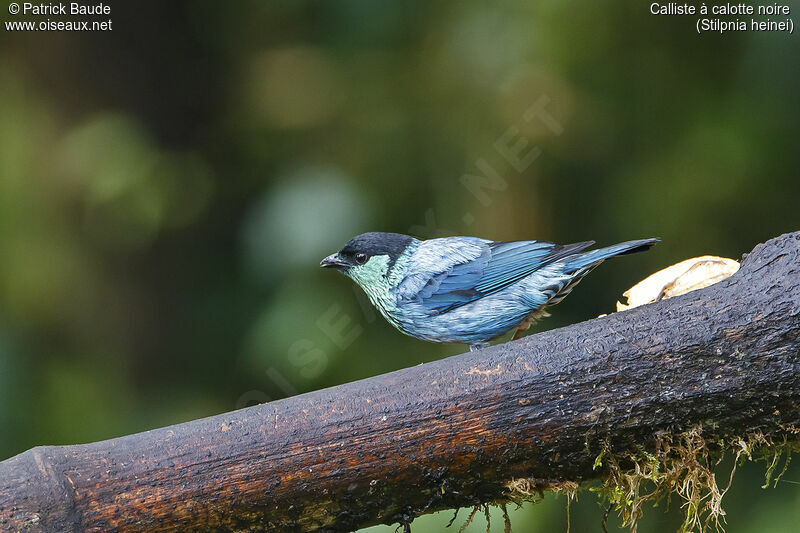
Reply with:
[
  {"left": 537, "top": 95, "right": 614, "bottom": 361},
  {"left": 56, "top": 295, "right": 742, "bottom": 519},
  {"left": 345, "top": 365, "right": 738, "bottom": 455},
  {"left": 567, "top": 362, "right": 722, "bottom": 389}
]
[{"left": 397, "top": 237, "right": 594, "bottom": 313}]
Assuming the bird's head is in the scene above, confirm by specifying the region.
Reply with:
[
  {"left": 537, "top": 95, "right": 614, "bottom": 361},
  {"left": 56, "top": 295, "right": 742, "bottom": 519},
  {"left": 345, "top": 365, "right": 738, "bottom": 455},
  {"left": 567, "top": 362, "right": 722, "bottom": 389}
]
[{"left": 320, "top": 232, "right": 414, "bottom": 289}]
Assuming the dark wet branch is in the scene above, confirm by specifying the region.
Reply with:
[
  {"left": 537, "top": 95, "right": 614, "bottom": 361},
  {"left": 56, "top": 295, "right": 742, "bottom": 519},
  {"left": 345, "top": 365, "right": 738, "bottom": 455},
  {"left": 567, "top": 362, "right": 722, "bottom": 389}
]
[{"left": 1, "top": 231, "right": 799, "bottom": 533}]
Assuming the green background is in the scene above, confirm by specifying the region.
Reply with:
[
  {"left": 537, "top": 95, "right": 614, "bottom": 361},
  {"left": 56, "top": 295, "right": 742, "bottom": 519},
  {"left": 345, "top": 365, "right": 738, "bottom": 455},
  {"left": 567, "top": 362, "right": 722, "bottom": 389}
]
[{"left": 1, "top": 1, "right": 798, "bottom": 531}]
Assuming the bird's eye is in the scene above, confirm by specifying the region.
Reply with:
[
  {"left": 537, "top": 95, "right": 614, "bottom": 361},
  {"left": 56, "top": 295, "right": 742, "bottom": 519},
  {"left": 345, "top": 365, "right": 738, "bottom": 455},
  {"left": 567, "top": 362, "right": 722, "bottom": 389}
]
[{"left": 354, "top": 253, "right": 368, "bottom": 265}]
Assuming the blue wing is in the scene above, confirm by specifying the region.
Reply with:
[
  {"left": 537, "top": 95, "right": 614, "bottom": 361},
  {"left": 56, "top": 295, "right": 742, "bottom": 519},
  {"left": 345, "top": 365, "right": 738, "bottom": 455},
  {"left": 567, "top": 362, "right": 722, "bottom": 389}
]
[{"left": 396, "top": 237, "right": 594, "bottom": 313}]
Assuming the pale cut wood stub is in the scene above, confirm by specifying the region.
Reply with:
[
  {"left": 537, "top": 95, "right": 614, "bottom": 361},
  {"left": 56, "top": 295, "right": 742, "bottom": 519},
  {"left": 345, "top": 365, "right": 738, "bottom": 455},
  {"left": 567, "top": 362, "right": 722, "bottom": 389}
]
[
  {"left": 616, "top": 255, "right": 740, "bottom": 311},
  {"left": 1, "top": 231, "right": 799, "bottom": 533}
]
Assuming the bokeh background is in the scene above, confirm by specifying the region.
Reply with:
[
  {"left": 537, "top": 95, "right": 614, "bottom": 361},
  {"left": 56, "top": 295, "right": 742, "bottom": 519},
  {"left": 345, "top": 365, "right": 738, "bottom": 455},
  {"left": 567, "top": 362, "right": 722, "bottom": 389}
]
[{"left": 1, "top": 1, "right": 799, "bottom": 531}]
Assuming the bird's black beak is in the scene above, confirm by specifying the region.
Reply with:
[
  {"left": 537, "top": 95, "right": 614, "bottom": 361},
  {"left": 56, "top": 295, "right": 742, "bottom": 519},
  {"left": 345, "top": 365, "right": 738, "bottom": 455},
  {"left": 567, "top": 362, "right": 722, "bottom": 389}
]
[{"left": 320, "top": 253, "right": 348, "bottom": 269}]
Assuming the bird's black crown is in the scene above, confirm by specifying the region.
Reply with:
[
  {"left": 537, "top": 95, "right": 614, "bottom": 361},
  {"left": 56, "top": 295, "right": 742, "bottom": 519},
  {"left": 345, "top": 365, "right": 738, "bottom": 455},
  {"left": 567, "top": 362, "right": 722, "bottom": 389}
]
[{"left": 338, "top": 232, "right": 414, "bottom": 268}]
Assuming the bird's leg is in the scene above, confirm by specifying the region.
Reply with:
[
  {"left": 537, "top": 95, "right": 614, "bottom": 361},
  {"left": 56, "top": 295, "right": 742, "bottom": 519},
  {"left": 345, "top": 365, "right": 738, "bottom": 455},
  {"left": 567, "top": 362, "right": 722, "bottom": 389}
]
[
  {"left": 469, "top": 343, "right": 487, "bottom": 352},
  {"left": 512, "top": 310, "right": 545, "bottom": 341}
]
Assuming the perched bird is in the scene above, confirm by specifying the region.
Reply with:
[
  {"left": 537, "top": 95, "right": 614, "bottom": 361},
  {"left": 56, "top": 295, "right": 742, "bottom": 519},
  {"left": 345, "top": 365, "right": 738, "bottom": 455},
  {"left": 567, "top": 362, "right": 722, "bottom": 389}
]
[{"left": 321, "top": 232, "right": 658, "bottom": 351}]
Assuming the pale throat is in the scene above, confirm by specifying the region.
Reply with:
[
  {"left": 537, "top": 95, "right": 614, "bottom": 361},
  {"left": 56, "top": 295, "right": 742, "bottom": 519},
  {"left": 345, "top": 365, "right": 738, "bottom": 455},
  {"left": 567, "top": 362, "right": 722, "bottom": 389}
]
[{"left": 347, "top": 255, "right": 399, "bottom": 319}]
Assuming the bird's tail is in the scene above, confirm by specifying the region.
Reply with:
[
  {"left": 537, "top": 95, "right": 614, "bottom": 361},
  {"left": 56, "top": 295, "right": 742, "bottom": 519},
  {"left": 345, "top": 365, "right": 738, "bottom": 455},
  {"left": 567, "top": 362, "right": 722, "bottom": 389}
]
[{"left": 562, "top": 238, "right": 659, "bottom": 273}]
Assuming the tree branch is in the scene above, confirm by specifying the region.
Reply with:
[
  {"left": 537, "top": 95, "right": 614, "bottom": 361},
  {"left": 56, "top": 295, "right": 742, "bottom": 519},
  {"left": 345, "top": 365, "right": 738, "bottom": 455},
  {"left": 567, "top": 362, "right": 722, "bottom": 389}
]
[{"left": 2, "top": 231, "right": 799, "bottom": 533}]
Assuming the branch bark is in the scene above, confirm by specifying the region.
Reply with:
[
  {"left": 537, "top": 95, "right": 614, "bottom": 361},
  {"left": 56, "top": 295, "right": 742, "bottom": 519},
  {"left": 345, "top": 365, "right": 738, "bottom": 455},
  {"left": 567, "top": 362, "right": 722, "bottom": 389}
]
[{"left": 2, "top": 231, "right": 799, "bottom": 533}]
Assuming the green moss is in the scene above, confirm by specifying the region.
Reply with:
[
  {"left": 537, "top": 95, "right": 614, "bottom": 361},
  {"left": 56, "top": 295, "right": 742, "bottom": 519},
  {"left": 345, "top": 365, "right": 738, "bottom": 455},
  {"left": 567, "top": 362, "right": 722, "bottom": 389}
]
[{"left": 502, "top": 427, "right": 800, "bottom": 533}]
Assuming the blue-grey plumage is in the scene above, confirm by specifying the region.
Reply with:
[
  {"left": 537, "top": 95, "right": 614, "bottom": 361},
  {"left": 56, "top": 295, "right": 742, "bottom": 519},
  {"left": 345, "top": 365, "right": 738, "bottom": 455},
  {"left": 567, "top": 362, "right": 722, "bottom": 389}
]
[{"left": 320, "top": 232, "right": 658, "bottom": 351}]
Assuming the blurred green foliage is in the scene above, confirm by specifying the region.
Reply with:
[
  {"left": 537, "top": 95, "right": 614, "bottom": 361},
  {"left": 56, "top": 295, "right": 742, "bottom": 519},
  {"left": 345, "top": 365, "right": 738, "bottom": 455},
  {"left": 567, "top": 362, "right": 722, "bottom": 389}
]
[{"left": 1, "top": 1, "right": 798, "bottom": 531}]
